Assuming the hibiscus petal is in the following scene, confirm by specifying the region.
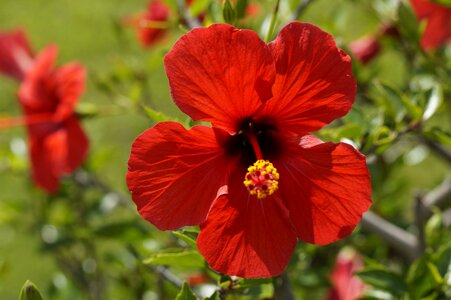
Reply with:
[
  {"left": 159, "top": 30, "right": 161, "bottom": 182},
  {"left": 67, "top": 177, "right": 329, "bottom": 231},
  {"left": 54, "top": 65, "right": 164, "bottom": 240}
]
[
  {"left": 420, "top": 9, "right": 451, "bottom": 49},
  {"left": 28, "top": 116, "right": 88, "bottom": 193},
  {"left": 127, "top": 122, "right": 234, "bottom": 230},
  {"left": 29, "top": 134, "right": 59, "bottom": 193},
  {"left": 19, "top": 45, "right": 58, "bottom": 111},
  {"left": 138, "top": 0, "right": 170, "bottom": 47},
  {"left": 64, "top": 116, "right": 89, "bottom": 173},
  {"left": 164, "top": 24, "right": 275, "bottom": 133},
  {"left": 0, "top": 29, "right": 34, "bottom": 81},
  {"left": 197, "top": 168, "right": 297, "bottom": 278},
  {"left": 52, "top": 63, "right": 86, "bottom": 120},
  {"left": 262, "top": 22, "right": 356, "bottom": 134},
  {"left": 277, "top": 137, "right": 371, "bottom": 245}
]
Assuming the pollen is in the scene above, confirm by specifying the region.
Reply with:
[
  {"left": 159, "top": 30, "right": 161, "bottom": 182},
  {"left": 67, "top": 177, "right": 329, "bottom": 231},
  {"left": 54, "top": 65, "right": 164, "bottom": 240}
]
[{"left": 243, "top": 160, "right": 279, "bottom": 199}]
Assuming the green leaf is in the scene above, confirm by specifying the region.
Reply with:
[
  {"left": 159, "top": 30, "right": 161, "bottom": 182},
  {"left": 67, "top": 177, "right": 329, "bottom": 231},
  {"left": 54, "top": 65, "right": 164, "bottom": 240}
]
[
  {"left": 236, "top": 278, "right": 273, "bottom": 288},
  {"left": 142, "top": 105, "right": 179, "bottom": 123},
  {"left": 205, "top": 291, "right": 220, "bottom": 300},
  {"left": 222, "top": 0, "right": 237, "bottom": 24},
  {"left": 423, "top": 85, "right": 443, "bottom": 121},
  {"left": 372, "top": 81, "right": 405, "bottom": 123},
  {"left": 19, "top": 280, "right": 43, "bottom": 300},
  {"left": 236, "top": 0, "right": 249, "bottom": 18},
  {"left": 372, "top": 126, "right": 396, "bottom": 146},
  {"left": 400, "top": 95, "right": 422, "bottom": 121},
  {"left": 422, "top": 128, "right": 451, "bottom": 146},
  {"left": 407, "top": 256, "right": 443, "bottom": 298},
  {"left": 143, "top": 250, "right": 204, "bottom": 269},
  {"left": 433, "top": 241, "right": 451, "bottom": 277},
  {"left": 425, "top": 210, "right": 444, "bottom": 247},
  {"left": 175, "top": 282, "right": 196, "bottom": 300},
  {"left": 172, "top": 230, "right": 197, "bottom": 249},
  {"left": 357, "top": 268, "right": 408, "bottom": 296},
  {"left": 397, "top": 1, "right": 421, "bottom": 43}
]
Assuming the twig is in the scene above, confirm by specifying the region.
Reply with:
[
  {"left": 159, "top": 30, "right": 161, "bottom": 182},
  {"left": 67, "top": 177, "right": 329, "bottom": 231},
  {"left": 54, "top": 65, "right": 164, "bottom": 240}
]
[
  {"left": 420, "top": 178, "right": 451, "bottom": 219},
  {"left": 360, "top": 211, "right": 421, "bottom": 260},
  {"left": 443, "top": 208, "right": 451, "bottom": 227},
  {"left": 291, "top": 0, "right": 315, "bottom": 21},
  {"left": 414, "top": 194, "right": 426, "bottom": 255},
  {"left": 127, "top": 244, "right": 184, "bottom": 289},
  {"left": 420, "top": 136, "right": 451, "bottom": 165},
  {"left": 72, "top": 169, "right": 131, "bottom": 207},
  {"left": 273, "top": 272, "right": 295, "bottom": 300},
  {"left": 176, "top": 0, "right": 201, "bottom": 30},
  {"left": 153, "top": 265, "right": 184, "bottom": 289}
]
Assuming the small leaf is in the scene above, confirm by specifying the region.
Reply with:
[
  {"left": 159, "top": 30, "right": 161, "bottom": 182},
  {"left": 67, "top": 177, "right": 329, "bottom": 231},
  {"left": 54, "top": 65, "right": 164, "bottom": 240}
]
[
  {"left": 423, "top": 85, "right": 443, "bottom": 121},
  {"left": 400, "top": 95, "right": 422, "bottom": 121},
  {"left": 143, "top": 250, "right": 204, "bottom": 269},
  {"left": 19, "top": 280, "right": 43, "bottom": 300},
  {"left": 397, "top": 1, "right": 421, "bottom": 43},
  {"left": 172, "top": 230, "right": 197, "bottom": 249},
  {"left": 223, "top": 0, "right": 237, "bottom": 24},
  {"left": 142, "top": 105, "right": 179, "bottom": 123},
  {"left": 372, "top": 126, "right": 396, "bottom": 146},
  {"left": 236, "top": 278, "right": 273, "bottom": 288},
  {"left": 357, "top": 268, "right": 408, "bottom": 296},
  {"left": 407, "top": 256, "right": 443, "bottom": 298},
  {"left": 175, "top": 282, "right": 197, "bottom": 300},
  {"left": 433, "top": 242, "right": 451, "bottom": 277},
  {"left": 204, "top": 291, "right": 220, "bottom": 300},
  {"left": 422, "top": 128, "right": 451, "bottom": 146},
  {"left": 425, "top": 210, "right": 444, "bottom": 247},
  {"left": 236, "top": 0, "right": 249, "bottom": 19}
]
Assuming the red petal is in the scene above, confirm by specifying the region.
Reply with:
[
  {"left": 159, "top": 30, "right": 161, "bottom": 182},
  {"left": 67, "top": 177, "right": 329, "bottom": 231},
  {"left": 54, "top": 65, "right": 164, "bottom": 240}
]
[
  {"left": 28, "top": 117, "right": 88, "bottom": 193},
  {"left": 126, "top": 122, "right": 235, "bottom": 230},
  {"left": 277, "top": 137, "right": 371, "bottom": 245},
  {"left": 63, "top": 116, "right": 89, "bottom": 173},
  {"left": 52, "top": 63, "right": 86, "bottom": 120},
  {"left": 260, "top": 22, "right": 356, "bottom": 134},
  {"left": 197, "top": 168, "right": 297, "bottom": 278},
  {"left": 420, "top": 9, "right": 451, "bottom": 49},
  {"left": 138, "top": 0, "right": 170, "bottom": 47},
  {"left": 164, "top": 24, "right": 275, "bottom": 133},
  {"left": 0, "top": 29, "right": 34, "bottom": 81},
  {"left": 29, "top": 135, "right": 59, "bottom": 193},
  {"left": 411, "top": 0, "right": 439, "bottom": 18},
  {"left": 411, "top": 0, "right": 451, "bottom": 49},
  {"left": 19, "top": 45, "right": 58, "bottom": 112},
  {"left": 349, "top": 36, "right": 381, "bottom": 64},
  {"left": 327, "top": 249, "right": 365, "bottom": 300}
]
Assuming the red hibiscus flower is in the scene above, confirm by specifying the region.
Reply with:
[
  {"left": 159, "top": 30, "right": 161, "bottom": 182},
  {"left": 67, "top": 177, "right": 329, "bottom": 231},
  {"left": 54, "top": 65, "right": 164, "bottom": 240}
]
[
  {"left": 326, "top": 249, "right": 366, "bottom": 300},
  {"left": 127, "top": 22, "right": 372, "bottom": 278},
  {"left": 410, "top": 0, "right": 451, "bottom": 49},
  {"left": 0, "top": 29, "right": 89, "bottom": 193},
  {"left": 0, "top": 29, "right": 33, "bottom": 81},
  {"left": 125, "top": 0, "right": 170, "bottom": 48},
  {"left": 349, "top": 36, "right": 381, "bottom": 64}
]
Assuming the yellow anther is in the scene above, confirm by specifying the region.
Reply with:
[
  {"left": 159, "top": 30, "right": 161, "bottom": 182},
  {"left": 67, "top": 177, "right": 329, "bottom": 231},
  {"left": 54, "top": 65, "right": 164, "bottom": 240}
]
[{"left": 243, "top": 160, "right": 279, "bottom": 199}]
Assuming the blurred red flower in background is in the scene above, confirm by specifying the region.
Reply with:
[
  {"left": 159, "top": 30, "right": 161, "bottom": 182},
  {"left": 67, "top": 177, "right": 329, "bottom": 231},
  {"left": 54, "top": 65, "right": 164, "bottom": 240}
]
[
  {"left": 133, "top": 0, "right": 170, "bottom": 48},
  {"left": 410, "top": 0, "right": 451, "bottom": 49},
  {"left": 0, "top": 29, "right": 89, "bottom": 193},
  {"left": 127, "top": 22, "right": 371, "bottom": 278},
  {"left": 348, "top": 36, "right": 381, "bottom": 64},
  {"left": 327, "top": 249, "right": 366, "bottom": 300}
]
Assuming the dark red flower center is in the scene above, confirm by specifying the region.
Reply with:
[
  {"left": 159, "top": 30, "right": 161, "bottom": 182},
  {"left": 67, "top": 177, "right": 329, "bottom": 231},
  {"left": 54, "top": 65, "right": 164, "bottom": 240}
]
[{"left": 224, "top": 118, "right": 282, "bottom": 198}]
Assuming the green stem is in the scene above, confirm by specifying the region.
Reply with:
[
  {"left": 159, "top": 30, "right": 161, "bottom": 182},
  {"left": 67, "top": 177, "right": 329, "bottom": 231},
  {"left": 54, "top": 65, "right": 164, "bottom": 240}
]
[{"left": 265, "top": 0, "right": 280, "bottom": 43}]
